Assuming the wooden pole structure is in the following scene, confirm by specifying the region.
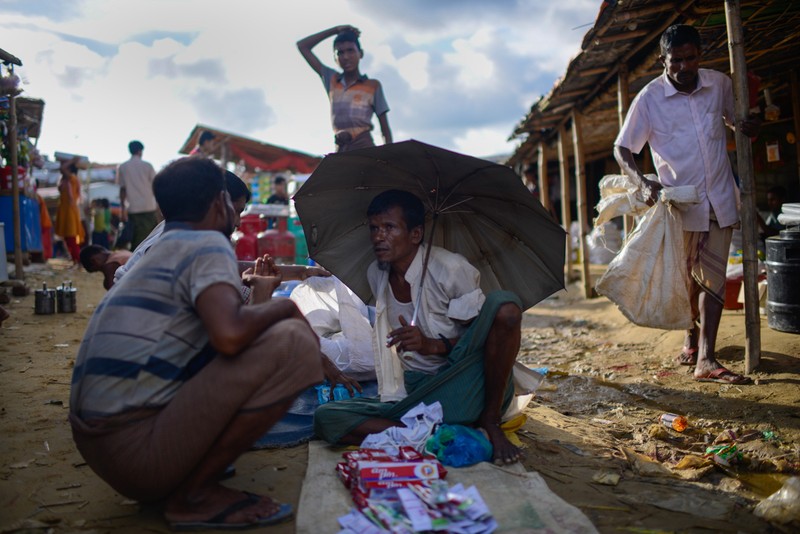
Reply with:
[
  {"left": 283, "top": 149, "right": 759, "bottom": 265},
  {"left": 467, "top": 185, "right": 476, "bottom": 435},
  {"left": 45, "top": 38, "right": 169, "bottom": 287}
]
[
  {"left": 8, "top": 92, "right": 24, "bottom": 281},
  {"left": 537, "top": 142, "right": 551, "bottom": 213},
  {"left": 571, "top": 111, "right": 592, "bottom": 298},
  {"left": 617, "top": 63, "right": 635, "bottom": 239},
  {"left": 725, "top": 0, "right": 760, "bottom": 372},
  {"left": 557, "top": 126, "right": 573, "bottom": 285}
]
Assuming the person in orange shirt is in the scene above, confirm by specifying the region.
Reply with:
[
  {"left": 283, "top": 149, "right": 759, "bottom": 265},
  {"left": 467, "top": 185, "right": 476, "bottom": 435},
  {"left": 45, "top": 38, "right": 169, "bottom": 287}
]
[{"left": 54, "top": 157, "right": 85, "bottom": 265}]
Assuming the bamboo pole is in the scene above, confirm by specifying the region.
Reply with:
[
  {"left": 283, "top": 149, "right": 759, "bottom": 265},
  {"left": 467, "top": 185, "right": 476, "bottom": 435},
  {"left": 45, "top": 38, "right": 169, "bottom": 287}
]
[
  {"left": 725, "top": 0, "right": 760, "bottom": 372},
  {"left": 617, "top": 63, "right": 635, "bottom": 239},
  {"left": 571, "top": 111, "right": 592, "bottom": 298},
  {"left": 557, "top": 126, "right": 573, "bottom": 285},
  {"left": 537, "top": 142, "right": 551, "bottom": 213},
  {"left": 9, "top": 93, "right": 24, "bottom": 281}
]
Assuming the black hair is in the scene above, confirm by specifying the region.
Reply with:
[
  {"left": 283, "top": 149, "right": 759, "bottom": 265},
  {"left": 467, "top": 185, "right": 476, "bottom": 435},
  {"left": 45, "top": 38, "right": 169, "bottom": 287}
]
[
  {"left": 334, "top": 30, "right": 362, "bottom": 52},
  {"left": 367, "top": 189, "right": 425, "bottom": 232},
  {"left": 128, "top": 140, "right": 144, "bottom": 155},
  {"left": 660, "top": 25, "right": 701, "bottom": 56},
  {"left": 225, "top": 170, "right": 251, "bottom": 203},
  {"left": 153, "top": 157, "right": 225, "bottom": 223},
  {"left": 199, "top": 130, "right": 216, "bottom": 145},
  {"left": 274, "top": 175, "right": 287, "bottom": 185},
  {"left": 79, "top": 244, "right": 108, "bottom": 272}
]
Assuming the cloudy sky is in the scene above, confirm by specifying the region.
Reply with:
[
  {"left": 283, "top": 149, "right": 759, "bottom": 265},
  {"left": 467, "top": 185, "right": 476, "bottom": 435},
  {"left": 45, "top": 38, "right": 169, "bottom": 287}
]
[{"left": 3, "top": 0, "right": 599, "bottom": 169}]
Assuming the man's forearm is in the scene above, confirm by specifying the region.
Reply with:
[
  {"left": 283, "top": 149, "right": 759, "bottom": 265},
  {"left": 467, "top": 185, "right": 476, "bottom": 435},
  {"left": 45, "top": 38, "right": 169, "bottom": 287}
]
[{"left": 613, "top": 145, "right": 646, "bottom": 185}]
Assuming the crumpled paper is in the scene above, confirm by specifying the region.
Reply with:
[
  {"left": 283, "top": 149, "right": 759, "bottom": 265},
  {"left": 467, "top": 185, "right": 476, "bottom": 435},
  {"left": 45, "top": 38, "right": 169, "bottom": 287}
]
[{"left": 360, "top": 401, "right": 443, "bottom": 454}]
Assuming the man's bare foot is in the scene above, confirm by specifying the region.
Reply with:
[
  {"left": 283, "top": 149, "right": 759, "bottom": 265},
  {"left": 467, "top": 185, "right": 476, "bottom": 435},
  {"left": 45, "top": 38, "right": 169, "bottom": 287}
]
[
  {"left": 165, "top": 485, "right": 291, "bottom": 529},
  {"left": 480, "top": 418, "right": 522, "bottom": 465}
]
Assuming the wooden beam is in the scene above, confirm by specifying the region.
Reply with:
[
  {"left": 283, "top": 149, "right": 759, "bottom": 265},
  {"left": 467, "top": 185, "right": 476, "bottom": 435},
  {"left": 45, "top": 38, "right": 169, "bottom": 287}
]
[
  {"left": 537, "top": 142, "right": 551, "bottom": 213},
  {"left": 9, "top": 93, "right": 24, "bottom": 280},
  {"left": 557, "top": 126, "right": 573, "bottom": 286},
  {"left": 578, "top": 67, "right": 608, "bottom": 77},
  {"left": 594, "top": 29, "right": 650, "bottom": 46},
  {"left": 725, "top": 0, "right": 760, "bottom": 372},
  {"left": 617, "top": 63, "right": 635, "bottom": 239},
  {"left": 571, "top": 111, "right": 592, "bottom": 298}
]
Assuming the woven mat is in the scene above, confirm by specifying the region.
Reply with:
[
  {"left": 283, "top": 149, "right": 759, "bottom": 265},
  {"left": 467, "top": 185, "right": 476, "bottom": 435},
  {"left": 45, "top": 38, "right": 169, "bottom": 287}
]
[{"left": 297, "top": 440, "right": 598, "bottom": 533}]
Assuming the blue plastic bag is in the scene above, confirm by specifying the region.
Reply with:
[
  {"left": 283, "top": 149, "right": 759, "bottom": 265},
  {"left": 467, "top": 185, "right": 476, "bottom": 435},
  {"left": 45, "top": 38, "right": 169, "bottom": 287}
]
[{"left": 426, "top": 424, "right": 492, "bottom": 467}]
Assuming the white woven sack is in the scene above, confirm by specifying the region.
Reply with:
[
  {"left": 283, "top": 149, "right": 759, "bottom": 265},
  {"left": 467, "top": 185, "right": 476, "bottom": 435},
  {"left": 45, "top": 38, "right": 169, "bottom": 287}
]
[{"left": 595, "top": 200, "right": 693, "bottom": 330}]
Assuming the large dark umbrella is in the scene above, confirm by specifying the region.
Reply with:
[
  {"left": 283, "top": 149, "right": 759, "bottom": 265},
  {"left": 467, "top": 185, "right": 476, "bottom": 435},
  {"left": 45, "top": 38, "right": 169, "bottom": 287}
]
[{"left": 293, "top": 140, "right": 565, "bottom": 312}]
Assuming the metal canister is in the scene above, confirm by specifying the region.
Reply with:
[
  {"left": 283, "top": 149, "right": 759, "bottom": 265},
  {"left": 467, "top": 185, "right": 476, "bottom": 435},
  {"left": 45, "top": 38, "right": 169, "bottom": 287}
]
[
  {"left": 34, "top": 283, "right": 56, "bottom": 315},
  {"left": 56, "top": 281, "right": 77, "bottom": 313}
]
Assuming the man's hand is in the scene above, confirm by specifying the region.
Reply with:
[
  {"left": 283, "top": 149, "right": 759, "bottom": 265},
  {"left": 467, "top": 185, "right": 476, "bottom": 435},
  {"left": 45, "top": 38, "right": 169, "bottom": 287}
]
[
  {"left": 335, "top": 25, "right": 360, "bottom": 37},
  {"left": 641, "top": 176, "right": 664, "bottom": 206},
  {"left": 320, "top": 354, "right": 362, "bottom": 399},
  {"left": 242, "top": 255, "right": 282, "bottom": 304},
  {"left": 387, "top": 315, "right": 437, "bottom": 355},
  {"left": 738, "top": 113, "right": 761, "bottom": 138},
  {"left": 301, "top": 265, "right": 332, "bottom": 279}
]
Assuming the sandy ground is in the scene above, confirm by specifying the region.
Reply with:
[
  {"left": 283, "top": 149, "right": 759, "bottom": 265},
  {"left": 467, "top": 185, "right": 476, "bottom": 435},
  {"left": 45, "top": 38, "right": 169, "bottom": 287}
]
[{"left": 1, "top": 258, "right": 798, "bottom": 533}]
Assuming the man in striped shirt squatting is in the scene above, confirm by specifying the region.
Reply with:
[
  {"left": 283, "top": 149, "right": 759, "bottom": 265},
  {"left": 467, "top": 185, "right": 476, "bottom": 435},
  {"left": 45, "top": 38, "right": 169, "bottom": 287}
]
[{"left": 69, "top": 157, "right": 345, "bottom": 530}]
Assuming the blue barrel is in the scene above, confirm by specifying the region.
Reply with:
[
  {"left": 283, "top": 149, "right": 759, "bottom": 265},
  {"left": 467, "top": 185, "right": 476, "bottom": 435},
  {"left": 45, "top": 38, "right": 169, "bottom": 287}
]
[{"left": 766, "top": 227, "right": 800, "bottom": 334}]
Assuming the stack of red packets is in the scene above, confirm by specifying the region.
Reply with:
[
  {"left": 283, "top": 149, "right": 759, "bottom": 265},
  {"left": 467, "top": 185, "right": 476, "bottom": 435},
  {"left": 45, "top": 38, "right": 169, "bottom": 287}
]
[{"left": 337, "top": 447, "right": 448, "bottom": 508}]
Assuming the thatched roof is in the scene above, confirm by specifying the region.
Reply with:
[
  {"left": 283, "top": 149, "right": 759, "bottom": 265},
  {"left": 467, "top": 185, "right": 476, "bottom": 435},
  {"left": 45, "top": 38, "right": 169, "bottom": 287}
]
[{"left": 508, "top": 0, "right": 800, "bottom": 166}]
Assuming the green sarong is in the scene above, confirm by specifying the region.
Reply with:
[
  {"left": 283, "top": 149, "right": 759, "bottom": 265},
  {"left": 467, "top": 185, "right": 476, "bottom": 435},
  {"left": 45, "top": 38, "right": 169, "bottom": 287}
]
[
  {"left": 129, "top": 211, "right": 159, "bottom": 250},
  {"left": 313, "top": 291, "right": 520, "bottom": 444}
]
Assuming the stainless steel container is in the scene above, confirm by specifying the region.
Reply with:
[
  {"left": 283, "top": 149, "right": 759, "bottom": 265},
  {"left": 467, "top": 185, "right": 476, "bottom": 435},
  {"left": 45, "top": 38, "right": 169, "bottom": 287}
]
[
  {"left": 34, "top": 283, "right": 56, "bottom": 315},
  {"left": 56, "top": 281, "right": 77, "bottom": 313}
]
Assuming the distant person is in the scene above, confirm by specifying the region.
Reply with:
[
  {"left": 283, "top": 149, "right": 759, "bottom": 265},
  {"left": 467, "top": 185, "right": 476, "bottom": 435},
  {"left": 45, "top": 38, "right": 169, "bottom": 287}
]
[
  {"left": 79, "top": 244, "right": 132, "bottom": 290},
  {"left": 266, "top": 176, "right": 289, "bottom": 205},
  {"left": 297, "top": 25, "right": 393, "bottom": 152},
  {"left": 69, "top": 157, "right": 350, "bottom": 530},
  {"left": 54, "top": 156, "right": 86, "bottom": 265},
  {"left": 117, "top": 140, "right": 157, "bottom": 250},
  {"left": 758, "top": 185, "right": 787, "bottom": 238},
  {"left": 90, "top": 198, "right": 112, "bottom": 249},
  {"left": 190, "top": 130, "right": 225, "bottom": 159},
  {"left": 614, "top": 24, "right": 759, "bottom": 385}
]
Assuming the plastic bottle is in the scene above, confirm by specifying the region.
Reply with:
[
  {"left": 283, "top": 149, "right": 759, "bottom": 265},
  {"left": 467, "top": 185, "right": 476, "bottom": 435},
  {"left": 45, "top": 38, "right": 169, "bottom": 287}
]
[{"left": 659, "top": 413, "right": 688, "bottom": 432}]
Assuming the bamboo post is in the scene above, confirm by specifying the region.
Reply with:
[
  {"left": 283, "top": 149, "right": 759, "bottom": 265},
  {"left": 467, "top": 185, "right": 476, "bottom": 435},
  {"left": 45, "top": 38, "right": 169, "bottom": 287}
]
[
  {"left": 617, "top": 63, "right": 635, "bottom": 238},
  {"left": 725, "top": 0, "right": 760, "bottom": 372},
  {"left": 9, "top": 93, "right": 24, "bottom": 281},
  {"left": 571, "top": 111, "right": 592, "bottom": 298},
  {"left": 537, "top": 142, "right": 551, "bottom": 213},
  {"left": 557, "top": 126, "right": 573, "bottom": 285}
]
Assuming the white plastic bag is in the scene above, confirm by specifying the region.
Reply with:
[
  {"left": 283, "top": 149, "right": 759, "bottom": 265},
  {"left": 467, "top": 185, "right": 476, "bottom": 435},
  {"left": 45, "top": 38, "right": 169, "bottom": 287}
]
[
  {"left": 753, "top": 476, "right": 800, "bottom": 525},
  {"left": 290, "top": 276, "right": 376, "bottom": 380},
  {"left": 595, "top": 189, "right": 694, "bottom": 330}
]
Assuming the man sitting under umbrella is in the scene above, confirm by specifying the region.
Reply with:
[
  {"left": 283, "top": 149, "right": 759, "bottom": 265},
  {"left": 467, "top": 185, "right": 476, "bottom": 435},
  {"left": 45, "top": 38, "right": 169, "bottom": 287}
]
[{"left": 314, "top": 190, "right": 524, "bottom": 464}]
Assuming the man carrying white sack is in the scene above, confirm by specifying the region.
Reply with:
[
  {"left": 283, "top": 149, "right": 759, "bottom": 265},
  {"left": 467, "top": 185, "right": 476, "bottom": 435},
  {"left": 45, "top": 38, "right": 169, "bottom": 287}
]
[{"left": 614, "top": 24, "right": 759, "bottom": 385}]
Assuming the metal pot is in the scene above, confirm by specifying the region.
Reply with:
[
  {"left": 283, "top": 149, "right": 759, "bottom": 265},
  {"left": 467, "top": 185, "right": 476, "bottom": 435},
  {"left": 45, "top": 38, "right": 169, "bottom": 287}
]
[
  {"left": 56, "top": 281, "right": 77, "bottom": 313},
  {"left": 34, "top": 283, "right": 56, "bottom": 315}
]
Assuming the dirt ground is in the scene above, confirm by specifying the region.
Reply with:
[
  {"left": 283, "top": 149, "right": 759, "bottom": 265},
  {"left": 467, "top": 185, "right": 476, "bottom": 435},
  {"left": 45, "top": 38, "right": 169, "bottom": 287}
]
[{"left": 1, "top": 258, "right": 798, "bottom": 533}]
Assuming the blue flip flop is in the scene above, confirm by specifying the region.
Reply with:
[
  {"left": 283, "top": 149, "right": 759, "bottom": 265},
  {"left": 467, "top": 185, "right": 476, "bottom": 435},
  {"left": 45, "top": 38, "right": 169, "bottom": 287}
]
[{"left": 169, "top": 491, "right": 293, "bottom": 531}]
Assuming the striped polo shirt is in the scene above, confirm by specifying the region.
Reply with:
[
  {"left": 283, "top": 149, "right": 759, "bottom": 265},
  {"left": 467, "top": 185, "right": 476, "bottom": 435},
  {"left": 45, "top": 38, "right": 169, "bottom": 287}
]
[
  {"left": 69, "top": 227, "right": 240, "bottom": 419},
  {"left": 321, "top": 65, "right": 389, "bottom": 140}
]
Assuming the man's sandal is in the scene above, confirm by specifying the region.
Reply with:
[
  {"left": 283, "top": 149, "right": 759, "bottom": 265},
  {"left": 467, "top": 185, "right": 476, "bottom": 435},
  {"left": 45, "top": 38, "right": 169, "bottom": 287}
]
[
  {"left": 169, "top": 492, "right": 293, "bottom": 531},
  {"left": 694, "top": 367, "right": 752, "bottom": 385},
  {"left": 676, "top": 347, "right": 697, "bottom": 366}
]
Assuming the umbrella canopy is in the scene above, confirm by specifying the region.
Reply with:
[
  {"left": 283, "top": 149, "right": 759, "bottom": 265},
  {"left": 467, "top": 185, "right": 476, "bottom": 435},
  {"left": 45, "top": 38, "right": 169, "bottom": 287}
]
[{"left": 293, "top": 140, "right": 566, "bottom": 311}]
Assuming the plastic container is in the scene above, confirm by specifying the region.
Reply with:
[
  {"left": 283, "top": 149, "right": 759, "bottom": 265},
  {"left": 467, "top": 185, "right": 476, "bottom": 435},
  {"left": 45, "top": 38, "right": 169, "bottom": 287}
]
[
  {"left": 766, "top": 228, "right": 800, "bottom": 334},
  {"left": 659, "top": 413, "right": 688, "bottom": 432}
]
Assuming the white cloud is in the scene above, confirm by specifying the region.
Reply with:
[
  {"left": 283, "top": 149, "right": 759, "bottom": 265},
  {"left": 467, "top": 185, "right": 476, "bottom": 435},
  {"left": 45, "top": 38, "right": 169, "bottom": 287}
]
[{"left": 3, "top": 0, "right": 598, "bottom": 167}]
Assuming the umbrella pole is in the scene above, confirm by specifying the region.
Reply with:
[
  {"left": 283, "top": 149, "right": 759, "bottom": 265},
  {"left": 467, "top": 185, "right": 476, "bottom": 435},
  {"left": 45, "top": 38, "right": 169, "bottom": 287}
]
[{"left": 410, "top": 214, "right": 438, "bottom": 326}]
